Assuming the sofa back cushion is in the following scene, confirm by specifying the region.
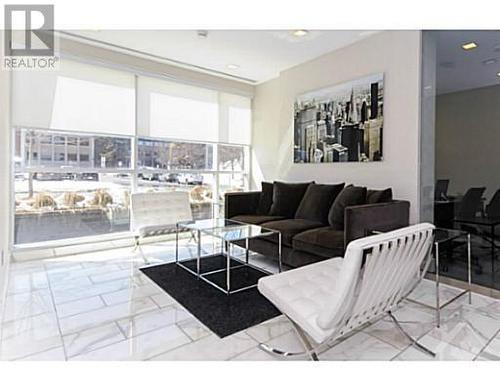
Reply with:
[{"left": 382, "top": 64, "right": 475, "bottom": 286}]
[
  {"left": 328, "top": 185, "right": 367, "bottom": 229},
  {"left": 295, "top": 183, "right": 345, "bottom": 224},
  {"left": 256, "top": 182, "right": 274, "bottom": 214},
  {"left": 366, "top": 188, "right": 393, "bottom": 204},
  {"left": 269, "top": 181, "right": 313, "bottom": 218}
]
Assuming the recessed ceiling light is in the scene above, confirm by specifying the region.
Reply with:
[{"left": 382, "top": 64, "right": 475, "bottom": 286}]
[
  {"left": 292, "top": 30, "right": 309, "bottom": 37},
  {"left": 482, "top": 58, "right": 498, "bottom": 66},
  {"left": 497, "top": 72, "right": 500, "bottom": 77},
  {"left": 227, "top": 64, "right": 240, "bottom": 70},
  {"left": 461, "top": 42, "right": 478, "bottom": 51}
]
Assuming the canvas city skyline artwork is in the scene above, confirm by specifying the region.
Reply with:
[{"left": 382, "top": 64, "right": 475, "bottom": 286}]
[{"left": 294, "top": 73, "right": 384, "bottom": 164}]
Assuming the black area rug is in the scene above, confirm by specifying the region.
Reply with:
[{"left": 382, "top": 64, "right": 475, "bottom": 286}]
[{"left": 140, "top": 255, "right": 280, "bottom": 338}]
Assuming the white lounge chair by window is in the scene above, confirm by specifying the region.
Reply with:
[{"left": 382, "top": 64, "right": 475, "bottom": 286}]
[
  {"left": 130, "top": 191, "right": 193, "bottom": 262},
  {"left": 258, "top": 223, "right": 435, "bottom": 360}
]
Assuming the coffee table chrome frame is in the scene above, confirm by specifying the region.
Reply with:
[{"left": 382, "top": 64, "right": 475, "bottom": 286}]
[{"left": 175, "top": 221, "right": 282, "bottom": 295}]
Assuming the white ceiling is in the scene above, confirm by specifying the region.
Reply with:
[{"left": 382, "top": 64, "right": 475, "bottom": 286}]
[
  {"left": 435, "top": 30, "right": 500, "bottom": 95},
  {"left": 61, "top": 30, "right": 378, "bottom": 84}
]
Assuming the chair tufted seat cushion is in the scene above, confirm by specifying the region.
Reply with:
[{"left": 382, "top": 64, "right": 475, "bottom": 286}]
[{"left": 258, "top": 258, "right": 343, "bottom": 344}]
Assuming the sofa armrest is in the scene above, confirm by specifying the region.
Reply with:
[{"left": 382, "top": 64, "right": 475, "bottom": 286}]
[
  {"left": 344, "top": 200, "right": 410, "bottom": 247},
  {"left": 224, "top": 191, "right": 261, "bottom": 219}
]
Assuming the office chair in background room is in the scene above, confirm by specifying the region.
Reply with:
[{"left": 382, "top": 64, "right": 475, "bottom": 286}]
[
  {"left": 443, "top": 187, "right": 487, "bottom": 274},
  {"left": 435, "top": 179, "right": 450, "bottom": 201},
  {"left": 484, "top": 189, "right": 500, "bottom": 239},
  {"left": 485, "top": 189, "right": 500, "bottom": 219},
  {"left": 456, "top": 187, "right": 486, "bottom": 220}
]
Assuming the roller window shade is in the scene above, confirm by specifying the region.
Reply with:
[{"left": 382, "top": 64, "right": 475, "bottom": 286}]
[
  {"left": 219, "top": 92, "right": 252, "bottom": 145},
  {"left": 12, "top": 59, "right": 135, "bottom": 135},
  {"left": 137, "top": 76, "right": 219, "bottom": 142}
]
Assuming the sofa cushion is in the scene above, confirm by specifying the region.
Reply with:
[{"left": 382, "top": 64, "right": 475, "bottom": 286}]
[
  {"left": 256, "top": 182, "right": 274, "bottom": 215},
  {"left": 328, "top": 185, "right": 367, "bottom": 229},
  {"left": 261, "top": 218, "right": 324, "bottom": 247},
  {"left": 231, "top": 214, "right": 285, "bottom": 225},
  {"left": 367, "top": 188, "right": 393, "bottom": 204},
  {"left": 269, "top": 181, "right": 313, "bottom": 219},
  {"left": 292, "top": 227, "right": 345, "bottom": 258},
  {"left": 295, "top": 183, "right": 345, "bottom": 224}
]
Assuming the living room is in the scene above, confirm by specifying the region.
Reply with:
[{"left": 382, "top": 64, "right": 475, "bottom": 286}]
[{"left": 0, "top": 0, "right": 499, "bottom": 388}]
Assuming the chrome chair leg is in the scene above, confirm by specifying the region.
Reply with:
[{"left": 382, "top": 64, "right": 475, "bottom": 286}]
[
  {"left": 133, "top": 236, "right": 149, "bottom": 265},
  {"left": 133, "top": 236, "right": 140, "bottom": 252},
  {"left": 388, "top": 311, "right": 436, "bottom": 358},
  {"left": 259, "top": 317, "right": 319, "bottom": 361},
  {"left": 290, "top": 320, "right": 319, "bottom": 361},
  {"left": 260, "top": 312, "right": 435, "bottom": 360},
  {"left": 259, "top": 342, "right": 311, "bottom": 358}
]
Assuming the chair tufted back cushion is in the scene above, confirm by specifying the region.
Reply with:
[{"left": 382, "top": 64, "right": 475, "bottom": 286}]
[
  {"left": 317, "top": 223, "right": 434, "bottom": 333},
  {"left": 130, "top": 191, "right": 193, "bottom": 233}
]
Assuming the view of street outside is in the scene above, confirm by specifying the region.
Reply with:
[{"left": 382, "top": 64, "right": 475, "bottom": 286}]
[{"left": 13, "top": 128, "right": 248, "bottom": 244}]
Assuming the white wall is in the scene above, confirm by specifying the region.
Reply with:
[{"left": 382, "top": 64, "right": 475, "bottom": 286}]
[
  {"left": 0, "top": 31, "right": 12, "bottom": 321},
  {"left": 436, "top": 84, "right": 500, "bottom": 202},
  {"left": 252, "top": 31, "right": 422, "bottom": 222}
]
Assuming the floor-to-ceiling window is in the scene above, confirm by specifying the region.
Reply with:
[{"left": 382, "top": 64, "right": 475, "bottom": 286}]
[
  {"left": 134, "top": 76, "right": 251, "bottom": 221},
  {"left": 11, "top": 58, "right": 252, "bottom": 246}
]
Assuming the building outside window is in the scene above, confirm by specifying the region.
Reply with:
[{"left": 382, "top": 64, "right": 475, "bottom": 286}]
[
  {"left": 13, "top": 128, "right": 133, "bottom": 244},
  {"left": 136, "top": 138, "right": 248, "bottom": 221}
]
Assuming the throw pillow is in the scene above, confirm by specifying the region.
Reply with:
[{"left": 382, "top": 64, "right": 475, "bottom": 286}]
[
  {"left": 269, "top": 181, "right": 313, "bottom": 218},
  {"left": 328, "top": 185, "right": 367, "bottom": 229},
  {"left": 256, "top": 181, "right": 274, "bottom": 214},
  {"left": 295, "top": 183, "right": 345, "bottom": 224},
  {"left": 366, "top": 188, "right": 393, "bottom": 204}
]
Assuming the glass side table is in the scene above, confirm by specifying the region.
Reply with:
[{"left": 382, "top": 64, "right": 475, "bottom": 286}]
[{"left": 407, "top": 228, "right": 472, "bottom": 327}]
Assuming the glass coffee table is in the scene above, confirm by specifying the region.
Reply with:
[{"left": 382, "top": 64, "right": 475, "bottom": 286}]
[{"left": 175, "top": 218, "right": 282, "bottom": 295}]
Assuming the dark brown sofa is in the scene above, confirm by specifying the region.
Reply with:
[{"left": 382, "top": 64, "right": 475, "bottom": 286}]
[{"left": 224, "top": 182, "right": 410, "bottom": 268}]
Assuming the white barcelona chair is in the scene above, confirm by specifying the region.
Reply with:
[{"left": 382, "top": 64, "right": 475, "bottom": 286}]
[
  {"left": 130, "top": 191, "right": 193, "bottom": 262},
  {"left": 258, "top": 223, "right": 436, "bottom": 361}
]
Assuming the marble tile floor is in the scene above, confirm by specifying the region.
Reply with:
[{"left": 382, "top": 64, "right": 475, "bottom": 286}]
[{"left": 2, "top": 239, "right": 500, "bottom": 361}]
